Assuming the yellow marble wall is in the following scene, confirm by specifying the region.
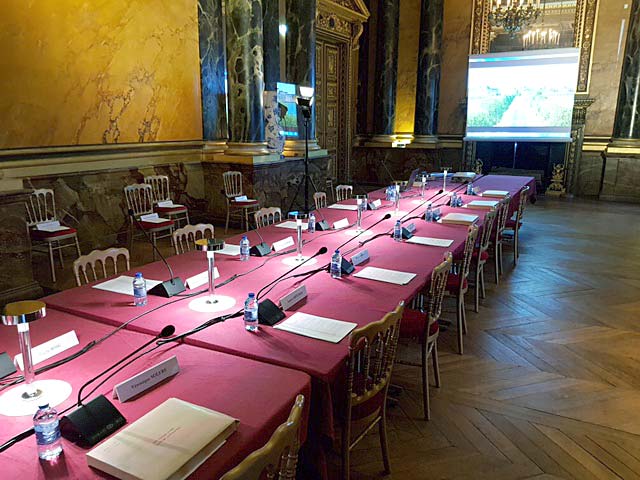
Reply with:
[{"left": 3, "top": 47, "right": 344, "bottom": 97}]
[
  {"left": 0, "top": 0, "right": 202, "bottom": 149},
  {"left": 585, "top": 0, "right": 631, "bottom": 136},
  {"left": 394, "top": 0, "right": 421, "bottom": 134}
]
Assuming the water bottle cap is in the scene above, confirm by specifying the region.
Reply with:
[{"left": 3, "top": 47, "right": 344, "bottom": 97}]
[
  {"left": 335, "top": 249, "right": 339, "bottom": 253},
  {"left": 242, "top": 235, "right": 247, "bottom": 239},
  {"left": 248, "top": 292, "right": 255, "bottom": 297},
  {"left": 135, "top": 272, "right": 143, "bottom": 278}
]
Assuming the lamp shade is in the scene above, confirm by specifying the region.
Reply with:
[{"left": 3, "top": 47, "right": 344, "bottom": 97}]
[
  {"left": 195, "top": 238, "right": 225, "bottom": 252},
  {"left": 2, "top": 300, "right": 46, "bottom": 326}
]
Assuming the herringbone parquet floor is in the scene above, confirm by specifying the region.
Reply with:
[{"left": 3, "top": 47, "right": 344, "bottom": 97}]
[{"left": 347, "top": 198, "right": 640, "bottom": 480}]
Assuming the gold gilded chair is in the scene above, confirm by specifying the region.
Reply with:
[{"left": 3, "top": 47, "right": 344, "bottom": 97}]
[
  {"left": 503, "top": 185, "right": 530, "bottom": 265},
  {"left": 472, "top": 210, "right": 496, "bottom": 313},
  {"left": 220, "top": 394, "right": 305, "bottom": 480},
  {"left": 223, "top": 171, "right": 260, "bottom": 233},
  {"left": 492, "top": 195, "right": 511, "bottom": 284},
  {"left": 338, "top": 302, "right": 404, "bottom": 480},
  {"left": 172, "top": 224, "right": 214, "bottom": 255},
  {"left": 144, "top": 175, "right": 189, "bottom": 228},
  {"left": 313, "top": 191, "right": 327, "bottom": 210},
  {"left": 254, "top": 207, "right": 283, "bottom": 228},
  {"left": 335, "top": 185, "right": 353, "bottom": 202},
  {"left": 73, "top": 248, "right": 130, "bottom": 287}
]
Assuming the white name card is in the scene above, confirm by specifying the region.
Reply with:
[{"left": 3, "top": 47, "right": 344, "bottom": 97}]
[
  {"left": 351, "top": 249, "right": 370, "bottom": 266},
  {"left": 279, "top": 285, "right": 308, "bottom": 310},
  {"left": 371, "top": 199, "right": 382, "bottom": 209},
  {"left": 15, "top": 330, "right": 79, "bottom": 370},
  {"left": 185, "top": 268, "right": 220, "bottom": 289},
  {"left": 333, "top": 218, "right": 349, "bottom": 230},
  {"left": 113, "top": 356, "right": 180, "bottom": 402},
  {"left": 272, "top": 236, "right": 294, "bottom": 252}
]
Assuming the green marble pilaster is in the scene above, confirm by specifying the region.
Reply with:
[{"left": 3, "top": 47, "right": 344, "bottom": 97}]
[{"left": 263, "top": 0, "right": 281, "bottom": 90}]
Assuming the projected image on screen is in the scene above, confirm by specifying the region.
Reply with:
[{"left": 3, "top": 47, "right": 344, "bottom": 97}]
[
  {"left": 276, "top": 82, "right": 299, "bottom": 139},
  {"left": 465, "top": 48, "right": 580, "bottom": 142}
]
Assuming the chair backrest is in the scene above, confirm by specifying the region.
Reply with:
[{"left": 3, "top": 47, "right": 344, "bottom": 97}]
[
  {"left": 144, "top": 175, "right": 171, "bottom": 203},
  {"left": 495, "top": 195, "right": 512, "bottom": 237},
  {"left": 220, "top": 394, "right": 305, "bottom": 480},
  {"left": 223, "top": 171, "right": 244, "bottom": 198},
  {"left": 425, "top": 253, "right": 453, "bottom": 327},
  {"left": 335, "top": 185, "right": 353, "bottom": 202},
  {"left": 515, "top": 185, "right": 530, "bottom": 224},
  {"left": 478, "top": 210, "right": 496, "bottom": 254},
  {"left": 345, "top": 302, "right": 404, "bottom": 421},
  {"left": 73, "top": 248, "right": 130, "bottom": 286},
  {"left": 25, "top": 189, "right": 57, "bottom": 226},
  {"left": 254, "top": 207, "right": 282, "bottom": 228},
  {"left": 313, "top": 191, "right": 327, "bottom": 210},
  {"left": 460, "top": 225, "right": 479, "bottom": 281},
  {"left": 124, "top": 184, "right": 154, "bottom": 217},
  {"left": 173, "top": 224, "right": 214, "bottom": 255}
]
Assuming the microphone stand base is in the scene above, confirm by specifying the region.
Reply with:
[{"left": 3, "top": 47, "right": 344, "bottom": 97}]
[
  {"left": 188, "top": 295, "right": 236, "bottom": 313},
  {"left": 61, "top": 394, "right": 126, "bottom": 447},
  {"left": 0, "top": 379, "right": 72, "bottom": 417},
  {"left": 282, "top": 256, "right": 318, "bottom": 267},
  {"left": 148, "top": 278, "right": 186, "bottom": 298}
]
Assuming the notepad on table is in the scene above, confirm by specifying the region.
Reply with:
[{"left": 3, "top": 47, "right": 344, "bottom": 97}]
[
  {"left": 215, "top": 244, "right": 241, "bottom": 256},
  {"left": 328, "top": 203, "right": 359, "bottom": 211},
  {"left": 87, "top": 397, "right": 238, "bottom": 480},
  {"left": 466, "top": 200, "right": 499, "bottom": 209},
  {"left": 481, "top": 190, "right": 509, "bottom": 198},
  {"left": 276, "top": 221, "right": 309, "bottom": 230},
  {"left": 441, "top": 213, "right": 478, "bottom": 226},
  {"left": 274, "top": 312, "right": 357, "bottom": 343},
  {"left": 93, "top": 276, "right": 162, "bottom": 296},
  {"left": 407, "top": 236, "right": 454, "bottom": 247},
  {"left": 353, "top": 266, "right": 416, "bottom": 285}
]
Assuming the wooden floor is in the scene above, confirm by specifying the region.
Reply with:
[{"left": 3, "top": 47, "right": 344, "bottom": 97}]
[{"left": 346, "top": 198, "right": 640, "bottom": 480}]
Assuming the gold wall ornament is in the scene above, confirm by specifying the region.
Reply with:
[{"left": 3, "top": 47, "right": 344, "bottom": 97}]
[
  {"left": 474, "top": 159, "right": 484, "bottom": 175},
  {"left": 547, "top": 163, "right": 567, "bottom": 196}
]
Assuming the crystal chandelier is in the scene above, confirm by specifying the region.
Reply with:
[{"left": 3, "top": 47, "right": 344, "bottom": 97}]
[
  {"left": 489, "top": 0, "right": 542, "bottom": 35},
  {"left": 522, "top": 27, "right": 560, "bottom": 49}
]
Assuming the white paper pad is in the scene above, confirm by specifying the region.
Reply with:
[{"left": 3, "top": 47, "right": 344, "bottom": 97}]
[
  {"left": 466, "top": 200, "right": 499, "bottom": 209},
  {"left": 215, "top": 244, "right": 241, "bottom": 256},
  {"left": 481, "top": 190, "right": 509, "bottom": 198},
  {"left": 276, "top": 221, "right": 309, "bottom": 230},
  {"left": 328, "top": 203, "right": 359, "bottom": 211},
  {"left": 93, "top": 275, "right": 162, "bottom": 296},
  {"left": 274, "top": 312, "right": 357, "bottom": 343},
  {"left": 353, "top": 266, "right": 416, "bottom": 285},
  {"left": 407, "top": 236, "right": 454, "bottom": 247},
  {"left": 441, "top": 213, "right": 479, "bottom": 225},
  {"left": 37, "top": 224, "right": 70, "bottom": 232},
  {"left": 156, "top": 200, "right": 184, "bottom": 208}
]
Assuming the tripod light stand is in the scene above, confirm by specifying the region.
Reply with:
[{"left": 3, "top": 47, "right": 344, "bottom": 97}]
[{"left": 295, "top": 86, "right": 314, "bottom": 215}]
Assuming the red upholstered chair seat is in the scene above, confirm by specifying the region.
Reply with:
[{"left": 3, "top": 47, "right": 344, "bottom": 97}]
[
  {"left": 400, "top": 309, "right": 439, "bottom": 338},
  {"left": 30, "top": 226, "right": 77, "bottom": 241},
  {"left": 139, "top": 219, "right": 174, "bottom": 230},
  {"left": 446, "top": 273, "right": 468, "bottom": 293},
  {"left": 472, "top": 250, "right": 490, "bottom": 261},
  {"left": 154, "top": 205, "right": 187, "bottom": 215}
]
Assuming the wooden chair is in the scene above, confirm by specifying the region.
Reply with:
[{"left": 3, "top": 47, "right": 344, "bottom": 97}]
[
  {"left": 472, "top": 210, "right": 497, "bottom": 313},
  {"left": 25, "top": 188, "right": 82, "bottom": 283},
  {"left": 223, "top": 171, "right": 260, "bottom": 233},
  {"left": 397, "top": 253, "right": 453, "bottom": 420},
  {"left": 445, "top": 225, "right": 479, "bottom": 355},
  {"left": 491, "top": 195, "right": 511, "bottom": 284},
  {"left": 172, "top": 224, "right": 214, "bottom": 255},
  {"left": 254, "top": 207, "right": 282, "bottom": 228},
  {"left": 339, "top": 302, "right": 404, "bottom": 480},
  {"left": 220, "top": 394, "right": 305, "bottom": 480},
  {"left": 335, "top": 185, "right": 353, "bottom": 202},
  {"left": 502, "top": 185, "right": 530, "bottom": 265},
  {"left": 144, "top": 175, "right": 189, "bottom": 228},
  {"left": 73, "top": 248, "right": 130, "bottom": 286},
  {"left": 313, "top": 191, "right": 327, "bottom": 210},
  {"left": 124, "top": 184, "right": 175, "bottom": 261}
]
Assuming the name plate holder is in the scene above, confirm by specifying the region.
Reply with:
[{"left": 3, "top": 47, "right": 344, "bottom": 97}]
[
  {"left": 272, "top": 236, "right": 295, "bottom": 252},
  {"left": 279, "top": 285, "right": 307, "bottom": 311},
  {"left": 113, "top": 356, "right": 180, "bottom": 403},
  {"left": 351, "top": 249, "right": 370, "bottom": 266},
  {"left": 333, "top": 218, "right": 349, "bottom": 230},
  {"left": 15, "top": 330, "right": 79, "bottom": 370},
  {"left": 367, "top": 199, "right": 382, "bottom": 210}
]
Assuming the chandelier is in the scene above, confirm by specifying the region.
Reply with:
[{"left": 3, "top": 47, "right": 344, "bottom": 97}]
[
  {"left": 522, "top": 27, "right": 560, "bottom": 49},
  {"left": 489, "top": 0, "right": 542, "bottom": 35}
]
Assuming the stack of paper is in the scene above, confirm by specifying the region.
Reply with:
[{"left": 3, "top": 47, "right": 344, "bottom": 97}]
[
  {"left": 481, "top": 190, "right": 509, "bottom": 198},
  {"left": 407, "top": 237, "right": 454, "bottom": 247},
  {"left": 466, "top": 200, "right": 499, "bottom": 210},
  {"left": 441, "top": 213, "right": 478, "bottom": 226},
  {"left": 87, "top": 398, "right": 238, "bottom": 480},
  {"left": 328, "top": 204, "right": 359, "bottom": 211},
  {"left": 140, "top": 213, "right": 171, "bottom": 223},
  {"left": 353, "top": 266, "right": 416, "bottom": 285},
  {"left": 274, "top": 312, "right": 357, "bottom": 343},
  {"left": 157, "top": 200, "right": 184, "bottom": 208},
  {"left": 93, "top": 276, "right": 162, "bottom": 296}
]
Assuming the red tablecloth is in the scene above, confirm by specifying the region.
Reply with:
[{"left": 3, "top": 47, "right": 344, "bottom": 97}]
[{"left": 0, "top": 310, "right": 310, "bottom": 479}]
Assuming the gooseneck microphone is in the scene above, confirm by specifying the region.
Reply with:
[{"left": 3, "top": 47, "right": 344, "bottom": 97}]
[{"left": 128, "top": 209, "right": 185, "bottom": 297}]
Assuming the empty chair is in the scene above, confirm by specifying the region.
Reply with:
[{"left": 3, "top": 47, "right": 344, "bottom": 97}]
[
  {"left": 491, "top": 195, "right": 511, "bottom": 284},
  {"left": 223, "top": 171, "right": 260, "bottom": 233},
  {"left": 124, "top": 184, "right": 175, "bottom": 261},
  {"left": 25, "top": 188, "right": 81, "bottom": 283},
  {"left": 472, "top": 210, "right": 497, "bottom": 313},
  {"left": 220, "top": 395, "right": 305, "bottom": 480},
  {"left": 335, "top": 185, "right": 353, "bottom": 202},
  {"left": 172, "top": 224, "right": 214, "bottom": 255},
  {"left": 73, "top": 248, "right": 130, "bottom": 287},
  {"left": 445, "top": 225, "right": 479, "bottom": 355},
  {"left": 503, "top": 185, "right": 530, "bottom": 265},
  {"left": 144, "top": 175, "right": 189, "bottom": 228},
  {"left": 397, "top": 253, "right": 453, "bottom": 420},
  {"left": 339, "top": 302, "right": 404, "bottom": 480},
  {"left": 313, "top": 191, "right": 327, "bottom": 210},
  {"left": 254, "top": 207, "right": 282, "bottom": 228}
]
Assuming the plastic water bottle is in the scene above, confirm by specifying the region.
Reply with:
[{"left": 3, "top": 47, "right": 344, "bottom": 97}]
[
  {"left": 133, "top": 272, "right": 147, "bottom": 307},
  {"left": 308, "top": 213, "right": 316, "bottom": 233},
  {"left": 240, "top": 235, "right": 250, "bottom": 261},
  {"left": 393, "top": 220, "right": 402, "bottom": 242},
  {"left": 331, "top": 250, "right": 342, "bottom": 279},
  {"left": 425, "top": 204, "right": 433, "bottom": 222},
  {"left": 467, "top": 183, "right": 474, "bottom": 195},
  {"left": 451, "top": 192, "right": 458, "bottom": 207},
  {"left": 244, "top": 293, "right": 258, "bottom": 332},
  {"left": 34, "top": 404, "right": 62, "bottom": 460}
]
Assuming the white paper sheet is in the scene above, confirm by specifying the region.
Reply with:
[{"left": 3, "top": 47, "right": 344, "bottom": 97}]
[
  {"left": 441, "top": 213, "right": 479, "bottom": 225},
  {"left": 37, "top": 224, "right": 70, "bottom": 232},
  {"left": 93, "top": 275, "right": 162, "bottom": 296},
  {"left": 481, "top": 190, "right": 509, "bottom": 198},
  {"left": 215, "top": 244, "right": 241, "bottom": 256},
  {"left": 407, "top": 236, "right": 454, "bottom": 247},
  {"left": 328, "top": 203, "right": 359, "bottom": 211},
  {"left": 353, "top": 266, "right": 416, "bottom": 285},
  {"left": 274, "top": 312, "right": 357, "bottom": 343},
  {"left": 466, "top": 200, "right": 499, "bottom": 209},
  {"left": 275, "top": 221, "right": 309, "bottom": 230}
]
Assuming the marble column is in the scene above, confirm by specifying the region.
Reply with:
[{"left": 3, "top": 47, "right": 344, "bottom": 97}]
[
  {"left": 263, "top": 0, "right": 281, "bottom": 90},
  {"left": 284, "top": 0, "right": 320, "bottom": 154},
  {"left": 413, "top": 0, "right": 443, "bottom": 144},
  {"left": 198, "top": 0, "right": 228, "bottom": 152},
  {"left": 225, "top": 0, "right": 269, "bottom": 155},
  {"left": 371, "top": 0, "right": 400, "bottom": 143}
]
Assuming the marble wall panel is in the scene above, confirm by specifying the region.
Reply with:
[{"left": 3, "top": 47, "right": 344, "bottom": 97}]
[
  {"left": 576, "top": 151, "right": 604, "bottom": 197},
  {"left": 394, "top": 0, "right": 421, "bottom": 134},
  {"left": 0, "top": 0, "right": 202, "bottom": 149}
]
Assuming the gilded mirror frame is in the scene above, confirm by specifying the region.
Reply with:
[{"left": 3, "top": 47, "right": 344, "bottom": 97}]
[{"left": 470, "top": 0, "right": 598, "bottom": 93}]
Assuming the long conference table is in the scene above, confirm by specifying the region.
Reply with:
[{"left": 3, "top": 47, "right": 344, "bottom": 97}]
[{"left": 0, "top": 174, "right": 535, "bottom": 478}]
